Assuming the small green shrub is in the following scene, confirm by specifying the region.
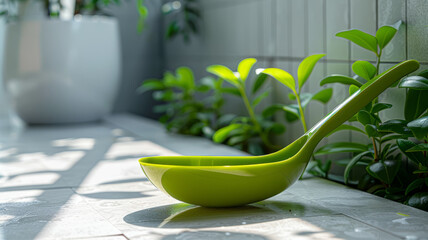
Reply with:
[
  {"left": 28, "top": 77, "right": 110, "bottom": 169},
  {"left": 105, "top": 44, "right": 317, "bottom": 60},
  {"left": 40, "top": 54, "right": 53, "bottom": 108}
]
[
  {"left": 139, "top": 66, "right": 224, "bottom": 138},
  {"left": 207, "top": 58, "right": 285, "bottom": 155}
]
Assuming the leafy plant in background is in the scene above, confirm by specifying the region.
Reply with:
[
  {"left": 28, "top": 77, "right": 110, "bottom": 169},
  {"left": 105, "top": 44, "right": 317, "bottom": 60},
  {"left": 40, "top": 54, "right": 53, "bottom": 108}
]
[
  {"left": 315, "top": 21, "right": 428, "bottom": 211},
  {"left": 207, "top": 58, "right": 286, "bottom": 155},
  {"left": 162, "top": 0, "right": 200, "bottom": 42},
  {"left": 0, "top": 0, "right": 200, "bottom": 40},
  {"left": 139, "top": 67, "right": 224, "bottom": 138},
  {"left": 259, "top": 54, "right": 333, "bottom": 177}
]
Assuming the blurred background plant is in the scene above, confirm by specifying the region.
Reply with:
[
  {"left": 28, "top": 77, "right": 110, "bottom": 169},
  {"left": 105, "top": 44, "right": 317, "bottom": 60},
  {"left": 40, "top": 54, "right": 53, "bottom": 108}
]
[
  {"left": 139, "top": 66, "right": 224, "bottom": 139},
  {"left": 0, "top": 0, "right": 200, "bottom": 40}
]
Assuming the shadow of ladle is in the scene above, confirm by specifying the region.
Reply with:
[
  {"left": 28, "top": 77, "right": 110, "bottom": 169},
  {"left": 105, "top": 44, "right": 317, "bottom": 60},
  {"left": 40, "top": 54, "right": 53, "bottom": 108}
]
[
  {"left": 124, "top": 200, "right": 309, "bottom": 229},
  {"left": 139, "top": 60, "right": 419, "bottom": 207}
]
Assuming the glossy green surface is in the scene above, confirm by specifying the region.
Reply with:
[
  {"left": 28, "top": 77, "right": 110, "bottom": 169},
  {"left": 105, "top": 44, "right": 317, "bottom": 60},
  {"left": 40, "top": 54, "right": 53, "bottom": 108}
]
[{"left": 140, "top": 60, "right": 419, "bottom": 207}]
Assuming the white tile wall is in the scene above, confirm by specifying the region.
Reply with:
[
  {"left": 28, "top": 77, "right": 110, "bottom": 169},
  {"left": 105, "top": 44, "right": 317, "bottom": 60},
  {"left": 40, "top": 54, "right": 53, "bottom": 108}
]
[
  {"left": 307, "top": 0, "right": 325, "bottom": 55},
  {"left": 326, "top": 0, "right": 349, "bottom": 61},
  {"left": 378, "top": 0, "right": 406, "bottom": 61},
  {"left": 407, "top": 0, "right": 428, "bottom": 62},
  {"left": 350, "top": 0, "right": 377, "bottom": 61},
  {"left": 275, "top": 0, "right": 292, "bottom": 57}
]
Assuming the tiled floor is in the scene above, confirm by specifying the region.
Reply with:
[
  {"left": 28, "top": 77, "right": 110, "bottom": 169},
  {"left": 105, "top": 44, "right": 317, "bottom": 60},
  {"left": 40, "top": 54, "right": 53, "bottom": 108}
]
[{"left": 0, "top": 114, "right": 427, "bottom": 240}]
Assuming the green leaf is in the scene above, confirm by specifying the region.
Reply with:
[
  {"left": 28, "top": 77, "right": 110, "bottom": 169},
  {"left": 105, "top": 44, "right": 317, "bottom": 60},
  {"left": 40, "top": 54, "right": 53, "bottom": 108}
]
[
  {"left": 227, "top": 135, "right": 246, "bottom": 146},
  {"left": 406, "top": 143, "right": 428, "bottom": 152},
  {"left": 248, "top": 142, "right": 265, "bottom": 155},
  {"left": 327, "top": 124, "right": 365, "bottom": 137},
  {"left": 405, "top": 179, "right": 425, "bottom": 195},
  {"left": 262, "top": 68, "right": 296, "bottom": 92},
  {"left": 200, "top": 77, "right": 217, "bottom": 89},
  {"left": 357, "top": 110, "right": 374, "bottom": 126},
  {"left": 419, "top": 69, "right": 428, "bottom": 79},
  {"left": 311, "top": 88, "right": 333, "bottom": 104},
  {"left": 399, "top": 76, "right": 428, "bottom": 90},
  {"left": 315, "top": 142, "right": 368, "bottom": 156},
  {"left": 404, "top": 89, "right": 428, "bottom": 121},
  {"left": 336, "top": 29, "right": 378, "bottom": 54},
  {"left": 299, "top": 93, "right": 314, "bottom": 108},
  {"left": 252, "top": 90, "right": 270, "bottom": 107},
  {"left": 344, "top": 151, "right": 373, "bottom": 184},
  {"left": 213, "top": 124, "right": 243, "bottom": 143},
  {"left": 166, "top": 21, "right": 180, "bottom": 39},
  {"left": 365, "top": 124, "right": 379, "bottom": 137},
  {"left": 252, "top": 73, "right": 269, "bottom": 94},
  {"left": 397, "top": 139, "right": 426, "bottom": 165},
  {"left": 408, "top": 116, "right": 428, "bottom": 140},
  {"left": 238, "top": 58, "right": 257, "bottom": 82},
  {"left": 262, "top": 104, "right": 283, "bottom": 118},
  {"left": 407, "top": 192, "right": 428, "bottom": 211},
  {"left": 139, "top": 79, "right": 164, "bottom": 93},
  {"left": 371, "top": 103, "right": 392, "bottom": 113},
  {"left": 282, "top": 105, "right": 300, "bottom": 119},
  {"left": 267, "top": 123, "right": 286, "bottom": 134},
  {"left": 352, "top": 61, "right": 377, "bottom": 81},
  {"left": 376, "top": 20, "right": 401, "bottom": 50},
  {"left": 220, "top": 87, "right": 241, "bottom": 97},
  {"left": 378, "top": 119, "right": 410, "bottom": 135},
  {"left": 176, "top": 67, "right": 195, "bottom": 89},
  {"left": 297, "top": 54, "right": 325, "bottom": 91},
  {"left": 366, "top": 160, "right": 401, "bottom": 185},
  {"left": 217, "top": 114, "right": 237, "bottom": 127},
  {"left": 207, "top": 65, "right": 239, "bottom": 86},
  {"left": 349, "top": 85, "right": 360, "bottom": 95},
  {"left": 320, "top": 74, "right": 363, "bottom": 87}
]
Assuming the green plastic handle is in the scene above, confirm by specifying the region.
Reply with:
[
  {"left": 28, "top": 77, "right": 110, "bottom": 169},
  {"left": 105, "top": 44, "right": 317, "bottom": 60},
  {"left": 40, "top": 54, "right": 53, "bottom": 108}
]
[{"left": 306, "top": 60, "right": 420, "bottom": 147}]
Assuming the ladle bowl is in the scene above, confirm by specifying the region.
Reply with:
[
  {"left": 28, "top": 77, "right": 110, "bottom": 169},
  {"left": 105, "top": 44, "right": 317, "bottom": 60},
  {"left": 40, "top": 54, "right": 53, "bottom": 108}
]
[{"left": 139, "top": 60, "right": 419, "bottom": 207}]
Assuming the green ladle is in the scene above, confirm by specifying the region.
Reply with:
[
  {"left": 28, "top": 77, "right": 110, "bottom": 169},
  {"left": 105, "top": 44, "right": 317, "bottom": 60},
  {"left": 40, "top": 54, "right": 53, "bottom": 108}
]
[{"left": 139, "top": 60, "right": 419, "bottom": 208}]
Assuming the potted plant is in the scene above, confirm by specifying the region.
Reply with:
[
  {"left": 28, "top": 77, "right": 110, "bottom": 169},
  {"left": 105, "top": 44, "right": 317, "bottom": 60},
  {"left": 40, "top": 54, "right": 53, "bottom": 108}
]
[
  {"left": 0, "top": 1, "right": 128, "bottom": 124},
  {"left": 1, "top": 0, "right": 200, "bottom": 124}
]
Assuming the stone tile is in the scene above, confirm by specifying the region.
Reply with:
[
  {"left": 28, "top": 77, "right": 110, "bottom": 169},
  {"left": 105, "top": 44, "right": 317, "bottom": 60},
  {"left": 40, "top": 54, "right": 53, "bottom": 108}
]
[
  {"left": 326, "top": 0, "right": 349, "bottom": 61},
  {"left": 307, "top": 0, "right": 325, "bottom": 55},
  {"left": 275, "top": 0, "right": 291, "bottom": 57},
  {"left": 350, "top": 0, "right": 377, "bottom": 62},
  {"left": 125, "top": 214, "right": 400, "bottom": 240},
  {"left": 290, "top": 0, "right": 306, "bottom": 58},
  {"left": 287, "top": 178, "right": 428, "bottom": 239},
  {"left": 407, "top": 0, "right": 428, "bottom": 62},
  {"left": 378, "top": 0, "right": 406, "bottom": 62},
  {"left": 260, "top": 0, "right": 276, "bottom": 57},
  {"left": 0, "top": 188, "right": 120, "bottom": 240}
]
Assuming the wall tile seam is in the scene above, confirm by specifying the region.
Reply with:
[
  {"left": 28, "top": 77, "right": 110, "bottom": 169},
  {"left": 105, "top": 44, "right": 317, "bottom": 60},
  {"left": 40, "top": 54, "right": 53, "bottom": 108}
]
[
  {"left": 163, "top": 55, "right": 426, "bottom": 65},
  {"left": 200, "top": 0, "right": 260, "bottom": 11}
]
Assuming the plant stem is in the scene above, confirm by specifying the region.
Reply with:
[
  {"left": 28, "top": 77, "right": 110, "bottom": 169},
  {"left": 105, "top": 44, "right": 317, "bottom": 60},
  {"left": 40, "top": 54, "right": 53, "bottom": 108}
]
[
  {"left": 372, "top": 137, "right": 379, "bottom": 162},
  {"left": 295, "top": 93, "right": 308, "bottom": 132},
  {"left": 375, "top": 52, "right": 382, "bottom": 76},
  {"left": 238, "top": 85, "right": 276, "bottom": 150},
  {"left": 424, "top": 140, "right": 427, "bottom": 158}
]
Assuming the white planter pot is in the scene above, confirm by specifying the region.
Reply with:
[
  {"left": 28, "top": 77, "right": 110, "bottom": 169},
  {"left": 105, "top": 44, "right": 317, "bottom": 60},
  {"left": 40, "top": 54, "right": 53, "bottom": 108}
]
[{"left": 3, "top": 16, "right": 121, "bottom": 124}]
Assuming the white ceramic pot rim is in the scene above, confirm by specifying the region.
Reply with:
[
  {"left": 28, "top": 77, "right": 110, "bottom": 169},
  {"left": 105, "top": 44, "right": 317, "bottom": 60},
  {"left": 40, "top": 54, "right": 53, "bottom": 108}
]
[{"left": 9, "top": 15, "right": 116, "bottom": 24}]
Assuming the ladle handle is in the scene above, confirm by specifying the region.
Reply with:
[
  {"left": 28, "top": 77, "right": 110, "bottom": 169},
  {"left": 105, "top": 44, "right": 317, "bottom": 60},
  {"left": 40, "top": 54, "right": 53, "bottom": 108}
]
[{"left": 308, "top": 60, "right": 419, "bottom": 144}]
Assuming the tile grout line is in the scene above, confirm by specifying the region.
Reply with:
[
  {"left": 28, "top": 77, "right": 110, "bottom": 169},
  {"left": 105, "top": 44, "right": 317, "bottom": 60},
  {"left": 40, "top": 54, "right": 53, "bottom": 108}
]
[{"left": 71, "top": 187, "right": 125, "bottom": 238}]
